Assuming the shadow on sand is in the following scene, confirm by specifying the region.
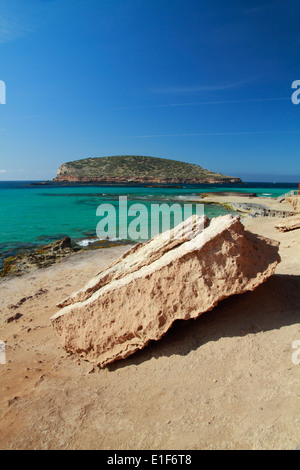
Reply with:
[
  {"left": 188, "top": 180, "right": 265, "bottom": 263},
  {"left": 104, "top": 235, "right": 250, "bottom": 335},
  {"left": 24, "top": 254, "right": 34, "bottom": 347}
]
[{"left": 108, "top": 273, "right": 300, "bottom": 371}]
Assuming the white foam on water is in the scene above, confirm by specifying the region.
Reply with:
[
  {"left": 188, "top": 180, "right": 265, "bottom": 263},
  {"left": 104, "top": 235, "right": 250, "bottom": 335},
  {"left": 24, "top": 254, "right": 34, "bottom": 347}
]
[{"left": 77, "top": 236, "right": 122, "bottom": 247}]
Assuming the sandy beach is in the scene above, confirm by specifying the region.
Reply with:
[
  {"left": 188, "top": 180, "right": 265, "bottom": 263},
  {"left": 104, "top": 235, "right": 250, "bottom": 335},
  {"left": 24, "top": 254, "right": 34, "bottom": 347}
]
[{"left": 0, "top": 200, "right": 299, "bottom": 450}]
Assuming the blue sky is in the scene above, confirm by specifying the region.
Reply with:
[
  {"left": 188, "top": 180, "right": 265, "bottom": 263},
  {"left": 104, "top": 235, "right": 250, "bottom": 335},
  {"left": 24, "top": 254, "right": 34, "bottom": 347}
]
[{"left": 1, "top": 0, "right": 300, "bottom": 182}]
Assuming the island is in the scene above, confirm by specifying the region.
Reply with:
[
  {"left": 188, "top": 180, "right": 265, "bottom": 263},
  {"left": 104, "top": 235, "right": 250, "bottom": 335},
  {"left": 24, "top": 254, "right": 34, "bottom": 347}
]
[{"left": 51, "top": 155, "right": 242, "bottom": 185}]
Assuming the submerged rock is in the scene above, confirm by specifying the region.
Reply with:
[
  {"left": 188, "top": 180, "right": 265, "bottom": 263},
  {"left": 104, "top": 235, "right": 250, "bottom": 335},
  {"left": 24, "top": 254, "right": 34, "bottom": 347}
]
[{"left": 51, "top": 215, "right": 280, "bottom": 368}]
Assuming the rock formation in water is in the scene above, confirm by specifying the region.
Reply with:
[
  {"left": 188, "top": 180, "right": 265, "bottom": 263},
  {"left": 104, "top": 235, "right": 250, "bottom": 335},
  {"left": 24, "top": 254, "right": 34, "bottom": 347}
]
[
  {"left": 52, "top": 155, "right": 242, "bottom": 185},
  {"left": 51, "top": 215, "right": 280, "bottom": 367},
  {"left": 1, "top": 237, "right": 75, "bottom": 277}
]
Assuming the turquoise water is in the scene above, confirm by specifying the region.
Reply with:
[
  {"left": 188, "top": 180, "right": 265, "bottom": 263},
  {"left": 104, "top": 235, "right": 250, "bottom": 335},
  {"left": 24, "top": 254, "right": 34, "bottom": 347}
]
[{"left": 0, "top": 181, "right": 297, "bottom": 266}]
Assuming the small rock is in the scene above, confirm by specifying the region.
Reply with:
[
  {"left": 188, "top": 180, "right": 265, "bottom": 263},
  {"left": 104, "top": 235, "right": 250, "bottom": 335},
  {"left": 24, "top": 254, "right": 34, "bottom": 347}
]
[{"left": 7, "top": 313, "right": 23, "bottom": 323}]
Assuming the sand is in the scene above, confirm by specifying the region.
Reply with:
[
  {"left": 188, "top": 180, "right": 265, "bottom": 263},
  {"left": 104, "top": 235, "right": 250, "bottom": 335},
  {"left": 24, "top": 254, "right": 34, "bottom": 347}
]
[{"left": 0, "top": 210, "right": 299, "bottom": 450}]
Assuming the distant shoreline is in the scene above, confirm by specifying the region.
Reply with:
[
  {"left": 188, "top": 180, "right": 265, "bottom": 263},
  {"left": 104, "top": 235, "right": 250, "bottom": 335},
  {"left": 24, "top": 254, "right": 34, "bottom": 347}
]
[
  {"left": 30, "top": 180, "right": 244, "bottom": 188},
  {"left": 0, "top": 180, "right": 299, "bottom": 186}
]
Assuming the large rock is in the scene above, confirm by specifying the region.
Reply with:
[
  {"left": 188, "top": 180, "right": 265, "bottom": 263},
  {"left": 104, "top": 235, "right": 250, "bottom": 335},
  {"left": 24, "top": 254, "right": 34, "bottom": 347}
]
[
  {"left": 57, "top": 214, "right": 209, "bottom": 308},
  {"left": 51, "top": 215, "right": 280, "bottom": 367}
]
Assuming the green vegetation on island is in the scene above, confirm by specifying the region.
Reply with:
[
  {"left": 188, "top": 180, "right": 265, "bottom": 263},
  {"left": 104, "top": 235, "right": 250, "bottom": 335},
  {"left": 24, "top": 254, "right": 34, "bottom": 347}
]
[{"left": 54, "top": 155, "right": 241, "bottom": 184}]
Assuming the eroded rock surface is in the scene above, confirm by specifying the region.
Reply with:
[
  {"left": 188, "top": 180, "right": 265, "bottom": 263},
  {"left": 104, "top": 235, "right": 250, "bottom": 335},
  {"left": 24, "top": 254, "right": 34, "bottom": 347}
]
[
  {"left": 275, "top": 217, "right": 300, "bottom": 232},
  {"left": 286, "top": 195, "right": 300, "bottom": 214},
  {"left": 51, "top": 215, "right": 280, "bottom": 367},
  {"left": 57, "top": 214, "right": 208, "bottom": 308},
  {"left": 1, "top": 237, "right": 75, "bottom": 277}
]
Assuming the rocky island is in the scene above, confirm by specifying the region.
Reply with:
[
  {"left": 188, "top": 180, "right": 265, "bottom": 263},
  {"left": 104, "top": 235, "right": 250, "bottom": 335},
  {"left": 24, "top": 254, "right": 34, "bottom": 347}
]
[{"left": 52, "top": 155, "right": 242, "bottom": 185}]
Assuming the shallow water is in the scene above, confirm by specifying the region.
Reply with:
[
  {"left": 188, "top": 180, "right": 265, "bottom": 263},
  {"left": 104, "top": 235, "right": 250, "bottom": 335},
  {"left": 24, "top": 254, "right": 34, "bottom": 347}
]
[{"left": 0, "top": 181, "right": 296, "bottom": 266}]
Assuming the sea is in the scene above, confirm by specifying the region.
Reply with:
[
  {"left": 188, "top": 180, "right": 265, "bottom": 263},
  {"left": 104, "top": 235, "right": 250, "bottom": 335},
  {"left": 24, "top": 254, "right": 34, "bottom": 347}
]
[{"left": 0, "top": 181, "right": 297, "bottom": 269}]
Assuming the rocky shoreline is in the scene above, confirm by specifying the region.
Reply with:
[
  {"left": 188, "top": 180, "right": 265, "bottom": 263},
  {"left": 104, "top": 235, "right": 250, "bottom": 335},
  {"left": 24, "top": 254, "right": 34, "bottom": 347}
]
[
  {"left": 0, "top": 237, "right": 131, "bottom": 278},
  {"left": 1, "top": 193, "right": 298, "bottom": 278},
  {"left": 0, "top": 237, "right": 78, "bottom": 278},
  {"left": 212, "top": 201, "right": 296, "bottom": 218},
  {"left": 52, "top": 175, "right": 242, "bottom": 185},
  {"left": 200, "top": 193, "right": 298, "bottom": 218}
]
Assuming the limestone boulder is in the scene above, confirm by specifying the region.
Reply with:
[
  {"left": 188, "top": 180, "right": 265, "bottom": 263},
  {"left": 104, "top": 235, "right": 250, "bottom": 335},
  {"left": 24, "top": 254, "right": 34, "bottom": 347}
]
[
  {"left": 275, "top": 216, "right": 300, "bottom": 232},
  {"left": 51, "top": 215, "right": 280, "bottom": 367},
  {"left": 57, "top": 214, "right": 209, "bottom": 308}
]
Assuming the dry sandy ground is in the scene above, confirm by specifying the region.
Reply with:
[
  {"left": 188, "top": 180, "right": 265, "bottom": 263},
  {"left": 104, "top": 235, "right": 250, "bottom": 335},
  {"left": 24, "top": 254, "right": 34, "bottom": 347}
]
[{"left": 0, "top": 213, "right": 299, "bottom": 450}]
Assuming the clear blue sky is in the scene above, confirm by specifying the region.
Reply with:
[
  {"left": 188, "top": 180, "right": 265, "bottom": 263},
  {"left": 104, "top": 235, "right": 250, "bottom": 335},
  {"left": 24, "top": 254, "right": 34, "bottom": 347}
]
[{"left": 1, "top": 0, "right": 300, "bottom": 182}]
